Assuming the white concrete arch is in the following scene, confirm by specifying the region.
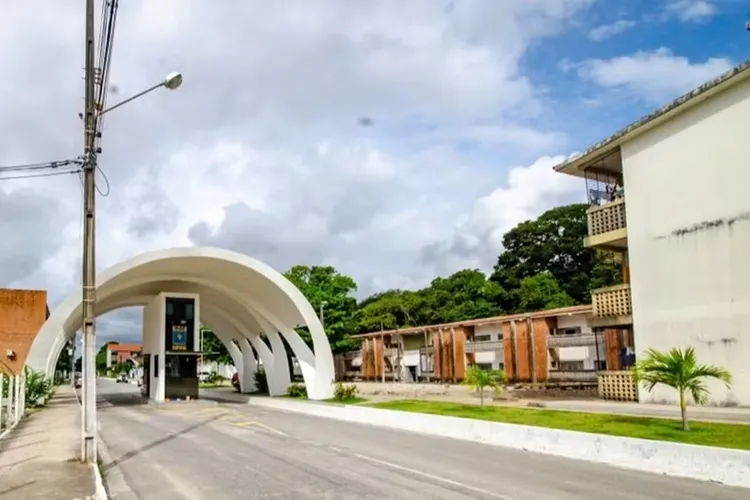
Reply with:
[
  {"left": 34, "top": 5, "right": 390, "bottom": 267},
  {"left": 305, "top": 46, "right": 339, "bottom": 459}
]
[
  {"left": 27, "top": 247, "right": 335, "bottom": 400},
  {"left": 45, "top": 280, "right": 294, "bottom": 397}
]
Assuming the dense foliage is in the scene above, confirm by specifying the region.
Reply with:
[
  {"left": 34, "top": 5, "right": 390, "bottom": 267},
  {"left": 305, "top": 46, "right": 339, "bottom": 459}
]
[{"left": 200, "top": 203, "right": 621, "bottom": 362}]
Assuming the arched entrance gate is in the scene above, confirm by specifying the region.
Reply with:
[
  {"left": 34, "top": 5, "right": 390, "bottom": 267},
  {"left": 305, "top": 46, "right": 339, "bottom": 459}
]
[{"left": 25, "top": 247, "right": 335, "bottom": 400}]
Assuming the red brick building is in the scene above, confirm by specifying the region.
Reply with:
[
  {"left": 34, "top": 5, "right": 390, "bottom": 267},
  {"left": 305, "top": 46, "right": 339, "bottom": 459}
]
[
  {"left": 106, "top": 343, "right": 142, "bottom": 366},
  {"left": 0, "top": 289, "right": 49, "bottom": 375}
]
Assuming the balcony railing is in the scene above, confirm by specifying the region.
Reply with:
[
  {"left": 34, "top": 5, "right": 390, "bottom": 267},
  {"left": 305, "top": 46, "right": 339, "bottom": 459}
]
[
  {"left": 547, "top": 334, "right": 596, "bottom": 348},
  {"left": 592, "top": 284, "right": 632, "bottom": 318},
  {"left": 465, "top": 340, "right": 504, "bottom": 353},
  {"left": 588, "top": 198, "right": 626, "bottom": 236},
  {"left": 585, "top": 198, "right": 627, "bottom": 249}
]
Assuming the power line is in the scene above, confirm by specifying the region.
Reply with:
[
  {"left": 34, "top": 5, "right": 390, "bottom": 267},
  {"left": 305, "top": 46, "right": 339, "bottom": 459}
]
[
  {"left": 0, "top": 169, "right": 82, "bottom": 181},
  {"left": 0, "top": 158, "right": 81, "bottom": 173}
]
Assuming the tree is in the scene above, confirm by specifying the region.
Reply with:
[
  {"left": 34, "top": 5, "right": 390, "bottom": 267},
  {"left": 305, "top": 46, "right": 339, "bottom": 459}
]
[
  {"left": 358, "top": 289, "right": 418, "bottom": 332},
  {"left": 96, "top": 341, "right": 118, "bottom": 374},
  {"left": 634, "top": 347, "right": 732, "bottom": 431},
  {"left": 517, "top": 273, "right": 575, "bottom": 311},
  {"left": 55, "top": 339, "right": 74, "bottom": 375},
  {"left": 200, "top": 327, "right": 233, "bottom": 365},
  {"left": 420, "top": 269, "right": 505, "bottom": 324},
  {"left": 491, "top": 203, "right": 620, "bottom": 312},
  {"left": 463, "top": 365, "right": 506, "bottom": 405},
  {"left": 284, "top": 265, "right": 359, "bottom": 353}
]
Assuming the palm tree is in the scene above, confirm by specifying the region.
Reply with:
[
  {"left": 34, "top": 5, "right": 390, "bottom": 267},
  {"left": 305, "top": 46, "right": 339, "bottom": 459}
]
[
  {"left": 463, "top": 365, "right": 506, "bottom": 406},
  {"left": 634, "top": 347, "right": 732, "bottom": 431}
]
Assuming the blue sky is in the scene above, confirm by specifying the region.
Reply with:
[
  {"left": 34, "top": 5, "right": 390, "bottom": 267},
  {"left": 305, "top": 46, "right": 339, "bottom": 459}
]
[{"left": 522, "top": 0, "right": 749, "bottom": 160}]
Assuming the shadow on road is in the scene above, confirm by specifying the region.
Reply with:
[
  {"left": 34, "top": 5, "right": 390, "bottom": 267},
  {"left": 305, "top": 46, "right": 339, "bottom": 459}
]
[{"left": 102, "top": 414, "right": 224, "bottom": 472}]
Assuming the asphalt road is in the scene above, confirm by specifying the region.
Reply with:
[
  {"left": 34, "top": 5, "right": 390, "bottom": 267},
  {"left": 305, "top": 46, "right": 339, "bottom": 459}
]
[{"left": 96, "top": 379, "right": 748, "bottom": 500}]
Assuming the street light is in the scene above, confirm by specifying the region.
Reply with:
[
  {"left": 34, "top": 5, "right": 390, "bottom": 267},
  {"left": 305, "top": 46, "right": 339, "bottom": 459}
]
[
  {"left": 79, "top": 69, "right": 182, "bottom": 464},
  {"left": 96, "top": 71, "right": 183, "bottom": 117},
  {"left": 319, "top": 301, "right": 328, "bottom": 330}
]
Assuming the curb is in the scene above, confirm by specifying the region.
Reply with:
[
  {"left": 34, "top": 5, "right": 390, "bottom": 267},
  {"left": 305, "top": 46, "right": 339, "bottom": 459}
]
[{"left": 245, "top": 396, "right": 750, "bottom": 489}]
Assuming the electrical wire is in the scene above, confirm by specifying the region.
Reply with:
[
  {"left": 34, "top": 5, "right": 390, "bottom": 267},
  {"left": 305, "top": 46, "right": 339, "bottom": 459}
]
[
  {"left": 0, "top": 169, "right": 83, "bottom": 181},
  {"left": 0, "top": 159, "right": 81, "bottom": 173},
  {"left": 92, "top": 0, "right": 119, "bottom": 197}
]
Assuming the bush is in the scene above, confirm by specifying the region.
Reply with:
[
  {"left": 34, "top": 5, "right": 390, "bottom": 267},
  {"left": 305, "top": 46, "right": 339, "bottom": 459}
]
[
  {"left": 287, "top": 383, "right": 307, "bottom": 398},
  {"left": 24, "top": 367, "right": 53, "bottom": 408},
  {"left": 333, "top": 382, "right": 358, "bottom": 402},
  {"left": 254, "top": 369, "right": 269, "bottom": 394},
  {"left": 206, "top": 372, "right": 227, "bottom": 385}
]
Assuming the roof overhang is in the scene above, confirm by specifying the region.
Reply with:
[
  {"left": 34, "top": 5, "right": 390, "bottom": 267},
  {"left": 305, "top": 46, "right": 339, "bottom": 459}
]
[
  {"left": 352, "top": 304, "right": 593, "bottom": 339},
  {"left": 554, "top": 60, "right": 750, "bottom": 179}
]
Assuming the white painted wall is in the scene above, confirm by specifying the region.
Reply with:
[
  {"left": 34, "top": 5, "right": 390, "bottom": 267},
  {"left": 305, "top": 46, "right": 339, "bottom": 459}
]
[{"left": 622, "top": 77, "right": 750, "bottom": 406}]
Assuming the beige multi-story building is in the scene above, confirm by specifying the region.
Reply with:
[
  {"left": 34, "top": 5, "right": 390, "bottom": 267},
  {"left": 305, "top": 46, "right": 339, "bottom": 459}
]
[{"left": 555, "top": 60, "right": 750, "bottom": 406}]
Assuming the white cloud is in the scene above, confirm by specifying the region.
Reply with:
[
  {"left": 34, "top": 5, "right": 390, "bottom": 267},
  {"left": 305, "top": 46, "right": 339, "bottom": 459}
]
[
  {"left": 664, "top": 0, "right": 717, "bottom": 22},
  {"left": 0, "top": 1, "right": 600, "bottom": 344},
  {"left": 589, "top": 20, "right": 638, "bottom": 41},
  {"left": 574, "top": 48, "right": 733, "bottom": 102},
  {"left": 421, "top": 156, "right": 584, "bottom": 276}
]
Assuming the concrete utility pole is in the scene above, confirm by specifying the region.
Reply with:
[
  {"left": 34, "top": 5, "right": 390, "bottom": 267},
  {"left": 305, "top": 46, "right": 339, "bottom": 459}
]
[{"left": 81, "top": 0, "right": 98, "bottom": 464}]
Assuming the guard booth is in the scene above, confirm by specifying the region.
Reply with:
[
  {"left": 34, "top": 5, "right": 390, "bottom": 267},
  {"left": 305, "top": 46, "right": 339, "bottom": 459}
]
[{"left": 140, "top": 293, "right": 201, "bottom": 402}]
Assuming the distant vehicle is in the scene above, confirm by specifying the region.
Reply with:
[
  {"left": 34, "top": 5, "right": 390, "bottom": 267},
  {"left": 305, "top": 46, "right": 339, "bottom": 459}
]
[
  {"left": 74, "top": 375, "right": 82, "bottom": 389},
  {"left": 116, "top": 373, "right": 129, "bottom": 383},
  {"left": 198, "top": 371, "right": 211, "bottom": 382},
  {"left": 231, "top": 373, "right": 240, "bottom": 391}
]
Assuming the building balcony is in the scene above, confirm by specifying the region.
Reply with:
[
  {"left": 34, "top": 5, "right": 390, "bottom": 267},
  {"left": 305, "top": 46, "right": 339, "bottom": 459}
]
[
  {"left": 584, "top": 198, "right": 627, "bottom": 251},
  {"left": 465, "top": 340, "right": 504, "bottom": 353},
  {"left": 591, "top": 284, "right": 632, "bottom": 327},
  {"left": 547, "top": 334, "right": 596, "bottom": 348}
]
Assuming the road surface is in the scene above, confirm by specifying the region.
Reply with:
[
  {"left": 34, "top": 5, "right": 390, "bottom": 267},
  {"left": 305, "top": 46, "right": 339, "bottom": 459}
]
[{"left": 96, "top": 379, "right": 747, "bottom": 500}]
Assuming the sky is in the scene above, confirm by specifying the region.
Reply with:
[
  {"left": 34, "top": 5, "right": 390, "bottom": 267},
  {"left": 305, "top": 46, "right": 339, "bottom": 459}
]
[{"left": 1, "top": 0, "right": 748, "bottom": 347}]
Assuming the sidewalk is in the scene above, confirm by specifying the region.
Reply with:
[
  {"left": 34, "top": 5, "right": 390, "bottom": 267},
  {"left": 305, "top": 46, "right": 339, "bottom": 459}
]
[{"left": 0, "top": 385, "right": 96, "bottom": 499}]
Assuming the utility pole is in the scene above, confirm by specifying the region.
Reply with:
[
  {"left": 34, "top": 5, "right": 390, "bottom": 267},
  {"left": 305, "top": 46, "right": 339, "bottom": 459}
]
[{"left": 81, "top": 0, "right": 98, "bottom": 464}]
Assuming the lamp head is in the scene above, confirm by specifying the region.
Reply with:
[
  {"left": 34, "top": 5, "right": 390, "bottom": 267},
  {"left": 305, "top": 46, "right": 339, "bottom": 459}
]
[{"left": 163, "top": 72, "right": 183, "bottom": 90}]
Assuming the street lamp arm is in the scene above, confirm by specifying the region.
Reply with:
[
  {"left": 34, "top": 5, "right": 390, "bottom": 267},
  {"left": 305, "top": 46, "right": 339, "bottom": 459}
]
[
  {"left": 97, "top": 82, "right": 162, "bottom": 117},
  {"left": 97, "top": 72, "right": 183, "bottom": 117}
]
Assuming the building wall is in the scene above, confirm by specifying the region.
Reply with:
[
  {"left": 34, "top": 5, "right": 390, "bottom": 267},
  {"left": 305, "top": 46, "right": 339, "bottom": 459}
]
[
  {"left": 622, "top": 77, "right": 750, "bottom": 405},
  {"left": 0, "top": 289, "right": 47, "bottom": 375}
]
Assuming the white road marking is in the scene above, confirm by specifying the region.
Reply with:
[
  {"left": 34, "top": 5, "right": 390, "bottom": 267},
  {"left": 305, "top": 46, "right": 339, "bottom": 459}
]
[{"left": 351, "top": 452, "right": 515, "bottom": 500}]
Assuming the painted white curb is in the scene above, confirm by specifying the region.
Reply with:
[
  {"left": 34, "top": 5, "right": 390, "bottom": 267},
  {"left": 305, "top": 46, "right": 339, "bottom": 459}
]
[
  {"left": 91, "top": 463, "right": 107, "bottom": 500},
  {"left": 246, "top": 397, "right": 750, "bottom": 489}
]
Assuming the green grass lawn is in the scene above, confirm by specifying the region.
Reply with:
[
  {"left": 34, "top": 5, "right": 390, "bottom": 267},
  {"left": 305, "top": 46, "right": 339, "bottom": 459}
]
[
  {"left": 368, "top": 400, "right": 750, "bottom": 451},
  {"left": 323, "top": 397, "right": 369, "bottom": 405}
]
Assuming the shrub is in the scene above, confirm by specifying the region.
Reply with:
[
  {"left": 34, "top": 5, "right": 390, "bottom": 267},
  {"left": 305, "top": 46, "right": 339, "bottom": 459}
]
[
  {"left": 287, "top": 383, "right": 307, "bottom": 398},
  {"left": 254, "top": 369, "right": 269, "bottom": 394},
  {"left": 206, "top": 372, "right": 227, "bottom": 385},
  {"left": 24, "top": 366, "right": 53, "bottom": 408},
  {"left": 333, "top": 382, "right": 358, "bottom": 402}
]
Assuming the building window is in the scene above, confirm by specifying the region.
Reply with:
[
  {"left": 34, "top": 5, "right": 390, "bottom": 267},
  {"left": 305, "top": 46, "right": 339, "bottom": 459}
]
[
  {"left": 554, "top": 327, "right": 581, "bottom": 336},
  {"left": 474, "top": 334, "right": 491, "bottom": 342}
]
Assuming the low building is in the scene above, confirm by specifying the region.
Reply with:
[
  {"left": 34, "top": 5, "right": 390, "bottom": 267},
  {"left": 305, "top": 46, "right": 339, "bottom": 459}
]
[
  {"left": 106, "top": 343, "right": 142, "bottom": 368},
  {"left": 0, "top": 289, "right": 49, "bottom": 375},
  {"left": 554, "top": 60, "right": 750, "bottom": 406},
  {"left": 351, "top": 304, "right": 630, "bottom": 386}
]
